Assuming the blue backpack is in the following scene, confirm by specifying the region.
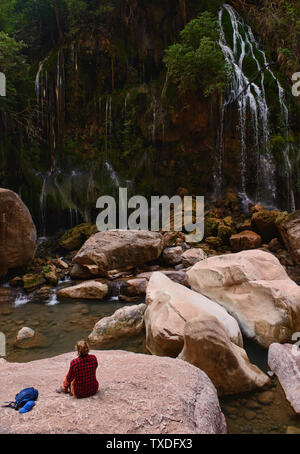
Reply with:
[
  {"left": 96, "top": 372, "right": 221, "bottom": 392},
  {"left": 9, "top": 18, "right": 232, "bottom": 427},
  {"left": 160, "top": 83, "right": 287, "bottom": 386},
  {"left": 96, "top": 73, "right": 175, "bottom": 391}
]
[{"left": 2, "top": 387, "right": 39, "bottom": 410}]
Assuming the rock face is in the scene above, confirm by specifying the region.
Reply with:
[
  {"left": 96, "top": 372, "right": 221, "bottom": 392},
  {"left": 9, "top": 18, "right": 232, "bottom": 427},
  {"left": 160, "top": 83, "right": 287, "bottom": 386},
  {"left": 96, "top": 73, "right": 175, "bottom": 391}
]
[
  {"left": 179, "top": 316, "right": 269, "bottom": 396},
  {"left": 277, "top": 211, "right": 300, "bottom": 265},
  {"left": 187, "top": 250, "right": 300, "bottom": 348},
  {"left": 144, "top": 272, "right": 242, "bottom": 357},
  {"left": 268, "top": 343, "right": 300, "bottom": 414},
  {"left": 88, "top": 304, "right": 146, "bottom": 346},
  {"left": 73, "top": 230, "right": 163, "bottom": 277},
  {"left": 181, "top": 248, "right": 207, "bottom": 267},
  {"left": 57, "top": 281, "right": 108, "bottom": 300},
  {"left": 230, "top": 230, "right": 262, "bottom": 252},
  {"left": 0, "top": 350, "right": 227, "bottom": 434},
  {"left": 0, "top": 188, "right": 36, "bottom": 277}
]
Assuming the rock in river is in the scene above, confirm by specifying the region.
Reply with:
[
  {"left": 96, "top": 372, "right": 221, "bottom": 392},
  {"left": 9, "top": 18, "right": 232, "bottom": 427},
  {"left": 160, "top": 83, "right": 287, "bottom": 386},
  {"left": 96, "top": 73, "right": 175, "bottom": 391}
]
[
  {"left": 144, "top": 272, "right": 242, "bottom": 357},
  {"left": 179, "top": 316, "right": 269, "bottom": 396},
  {"left": 268, "top": 343, "right": 300, "bottom": 414},
  {"left": 88, "top": 304, "right": 146, "bottom": 346},
  {"left": 73, "top": 229, "right": 163, "bottom": 277},
  {"left": 187, "top": 249, "right": 300, "bottom": 348},
  {"left": 57, "top": 280, "right": 108, "bottom": 300}
]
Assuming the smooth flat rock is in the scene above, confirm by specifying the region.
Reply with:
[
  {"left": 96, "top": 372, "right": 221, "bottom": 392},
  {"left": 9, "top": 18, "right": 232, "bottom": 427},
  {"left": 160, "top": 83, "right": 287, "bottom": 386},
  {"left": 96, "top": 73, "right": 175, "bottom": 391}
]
[{"left": 0, "top": 350, "right": 226, "bottom": 434}]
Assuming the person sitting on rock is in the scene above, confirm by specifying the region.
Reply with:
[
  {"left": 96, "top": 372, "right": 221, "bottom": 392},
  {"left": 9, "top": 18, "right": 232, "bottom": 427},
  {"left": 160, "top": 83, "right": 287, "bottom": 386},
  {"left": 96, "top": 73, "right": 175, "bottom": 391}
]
[{"left": 56, "top": 340, "right": 99, "bottom": 398}]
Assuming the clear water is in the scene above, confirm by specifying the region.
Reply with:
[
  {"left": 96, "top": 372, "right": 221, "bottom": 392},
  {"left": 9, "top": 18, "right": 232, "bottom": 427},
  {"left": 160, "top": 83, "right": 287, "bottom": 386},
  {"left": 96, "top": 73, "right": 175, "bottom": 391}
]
[{"left": 0, "top": 287, "right": 147, "bottom": 364}]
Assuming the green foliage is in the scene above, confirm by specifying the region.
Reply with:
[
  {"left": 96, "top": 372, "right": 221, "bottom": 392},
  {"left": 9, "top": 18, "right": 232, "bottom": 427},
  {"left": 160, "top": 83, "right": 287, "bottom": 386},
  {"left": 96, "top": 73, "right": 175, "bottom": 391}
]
[
  {"left": 163, "top": 12, "right": 229, "bottom": 97},
  {"left": 0, "top": 31, "right": 30, "bottom": 108}
]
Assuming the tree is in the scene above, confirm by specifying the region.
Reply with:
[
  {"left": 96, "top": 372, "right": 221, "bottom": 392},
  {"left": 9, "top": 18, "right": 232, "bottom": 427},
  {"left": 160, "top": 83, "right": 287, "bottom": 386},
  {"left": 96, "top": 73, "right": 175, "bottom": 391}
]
[{"left": 163, "top": 12, "right": 229, "bottom": 97}]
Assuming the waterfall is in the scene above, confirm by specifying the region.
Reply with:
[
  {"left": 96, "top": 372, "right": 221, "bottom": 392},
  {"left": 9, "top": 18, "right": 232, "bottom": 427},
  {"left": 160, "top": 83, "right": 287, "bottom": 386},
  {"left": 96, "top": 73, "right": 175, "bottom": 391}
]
[
  {"left": 104, "top": 159, "right": 120, "bottom": 187},
  {"left": 39, "top": 175, "right": 47, "bottom": 237},
  {"left": 217, "top": 4, "right": 292, "bottom": 209},
  {"left": 105, "top": 95, "right": 112, "bottom": 153},
  {"left": 152, "top": 97, "right": 157, "bottom": 143},
  {"left": 35, "top": 61, "right": 44, "bottom": 106}
]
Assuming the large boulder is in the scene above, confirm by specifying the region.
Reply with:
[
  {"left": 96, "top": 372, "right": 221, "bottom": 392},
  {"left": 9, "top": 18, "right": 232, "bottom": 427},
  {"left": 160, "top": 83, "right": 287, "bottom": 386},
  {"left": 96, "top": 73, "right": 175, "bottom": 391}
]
[
  {"left": 187, "top": 250, "right": 300, "bottom": 348},
  {"left": 268, "top": 343, "right": 300, "bottom": 414},
  {"left": 0, "top": 350, "right": 227, "bottom": 434},
  {"left": 73, "top": 230, "right": 163, "bottom": 277},
  {"left": 144, "top": 272, "right": 242, "bottom": 357},
  {"left": 88, "top": 304, "right": 146, "bottom": 346},
  {"left": 179, "top": 316, "right": 269, "bottom": 396},
  {"left": 57, "top": 280, "right": 108, "bottom": 300},
  {"left": 0, "top": 188, "right": 36, "bottom": 277},
  {"left": 277, "top": 211, "right": 300, "bottom": 265},
  {"left": 230, "top": 230, "right": 262, "bottom": 252}
]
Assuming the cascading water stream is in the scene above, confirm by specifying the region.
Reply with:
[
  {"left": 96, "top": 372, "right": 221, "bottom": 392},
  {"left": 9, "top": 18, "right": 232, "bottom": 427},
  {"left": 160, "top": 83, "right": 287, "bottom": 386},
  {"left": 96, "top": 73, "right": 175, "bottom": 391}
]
[{"left": 216, "top": 4, "right": 292, "bottom": 209}]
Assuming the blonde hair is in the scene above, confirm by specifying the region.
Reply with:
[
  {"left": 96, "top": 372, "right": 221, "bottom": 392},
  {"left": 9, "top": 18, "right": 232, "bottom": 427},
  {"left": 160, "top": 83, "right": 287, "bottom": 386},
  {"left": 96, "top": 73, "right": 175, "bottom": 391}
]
[{"left": 75, "top": 340, "right": 89, "bottom": 357}]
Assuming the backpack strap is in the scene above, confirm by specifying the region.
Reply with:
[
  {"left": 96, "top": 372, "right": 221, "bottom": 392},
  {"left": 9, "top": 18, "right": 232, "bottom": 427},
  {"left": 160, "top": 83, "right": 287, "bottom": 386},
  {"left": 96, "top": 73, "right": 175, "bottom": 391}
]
[{"left": 1, "top": 401, "right": 18, "bottom": 410}]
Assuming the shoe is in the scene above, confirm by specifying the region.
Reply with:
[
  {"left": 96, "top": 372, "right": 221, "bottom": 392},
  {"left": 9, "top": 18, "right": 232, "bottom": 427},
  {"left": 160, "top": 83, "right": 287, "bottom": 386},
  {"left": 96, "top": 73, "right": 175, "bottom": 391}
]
[{"left": 56, "top": 386, "right": 70, "bottom": 394}]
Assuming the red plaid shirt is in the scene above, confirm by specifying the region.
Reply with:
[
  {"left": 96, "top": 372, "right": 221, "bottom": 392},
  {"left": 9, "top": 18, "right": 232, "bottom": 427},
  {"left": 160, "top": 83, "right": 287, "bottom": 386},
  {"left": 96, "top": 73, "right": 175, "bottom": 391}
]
[{"left": 66, "top": 354, "right": 99, "bottom": 398}]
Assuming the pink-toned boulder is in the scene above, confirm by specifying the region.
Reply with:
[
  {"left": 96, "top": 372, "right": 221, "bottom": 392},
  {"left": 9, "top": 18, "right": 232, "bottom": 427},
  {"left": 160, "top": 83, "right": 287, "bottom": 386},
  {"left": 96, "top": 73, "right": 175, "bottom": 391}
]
[
  {"left": 268, "top": 343, "right": 300, "bottom": 414},
  {"left": 0, "top": 188, "right": 36, "bottom": 276},
  {"left": 0, "top": 350, "right": 227, "bottom": 434},
  {"left": 73, "top": 230, "right": 163, "bottom": 277},
  {"left": 179, "top": 316, "right": 269, "bottom": 396},
  {"left": 230, "top": 230, "right": 262, "bottom": 252},
  {"left": 187, "top": 250, "right": 300, "bottom": 348},
  {"left": 144, "top": 272, "right": 242, "bottom": 357}
]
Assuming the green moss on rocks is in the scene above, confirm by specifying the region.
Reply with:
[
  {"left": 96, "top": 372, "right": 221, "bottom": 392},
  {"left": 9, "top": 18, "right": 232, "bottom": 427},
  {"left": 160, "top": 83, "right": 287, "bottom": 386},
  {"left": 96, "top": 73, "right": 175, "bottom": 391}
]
[
  {"left": 23, "top": 274, "right": 45, "bottom": 291},
  {"left": 251, "top": 210, "right": 284, "bottom": 242},
  {"left": 59, "top": 223, "right": 97, "bottom": 251},
  {"left": 217, "top": 224, "right": 233, "bottom": 243},
  {"left": 204, "top": 217, "right": 220, "bottom": 238},
  {"left": 205, "top": 236, "right": 223, "bottom": 248}
]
